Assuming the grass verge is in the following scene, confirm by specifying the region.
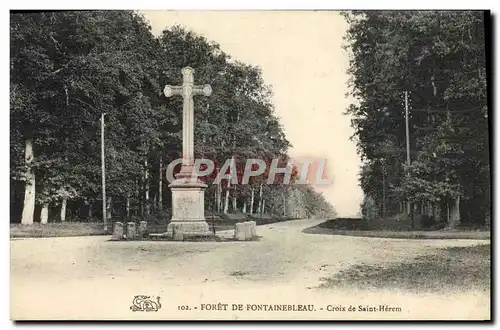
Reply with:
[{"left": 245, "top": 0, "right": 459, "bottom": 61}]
[
  {"left": 10, "top": 222, "right": 107, "bottom": 238},
  {"left": 320, "top": 244, "right": 491, "bottom": 293},
  {"left": 303, "top": 218, "right": 490, "bottom": 239}
]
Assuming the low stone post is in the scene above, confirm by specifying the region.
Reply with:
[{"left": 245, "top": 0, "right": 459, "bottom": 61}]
[
  {"left": 126, "top": 222, "right": 137, "bottom": 240},
  {"left": 235, "top": 222, "right": 246, "bottom": 241},
  {"left": 112, "top": 222, "right": 124, "bottom": 240},
  {"left": 243, "top": 222, "right": 253, "bottom": 240},
  {"left": 138, "top": 221, "right": 148, "bottom": 238},
  {"left": 249, "top": 221, "right": 257, "bottom": 237}
]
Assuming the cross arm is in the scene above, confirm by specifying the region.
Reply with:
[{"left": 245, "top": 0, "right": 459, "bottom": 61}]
[
  {"left": 192, "top": 84, "right": 212, "bottom": 97},
  {"left": 163, "top": 85, "right": 183, "bottom": 98}
]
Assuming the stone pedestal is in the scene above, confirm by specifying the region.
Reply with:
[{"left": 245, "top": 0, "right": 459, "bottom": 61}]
[{"left": 166, "top": 179, "right": 211, "bottom": 240}]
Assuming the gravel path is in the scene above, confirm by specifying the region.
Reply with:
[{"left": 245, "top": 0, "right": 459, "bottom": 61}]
[{"left": 11, "top": 218, "right": 490, "bottom": 320}]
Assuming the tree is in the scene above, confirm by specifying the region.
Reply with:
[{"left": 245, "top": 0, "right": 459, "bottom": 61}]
[
  {"left": 10, "top": 13, "right": 337, "bottom": 225},
  {"left": 343, "top": 11, "right": 489, "bottom": 228}
]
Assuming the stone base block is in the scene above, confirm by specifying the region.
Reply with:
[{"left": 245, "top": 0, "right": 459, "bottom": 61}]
[
  {"left": 112, "top": 222, "right": 124, "bottom": 240},
  {"left": 166, "top": 221, "right": 212, "bottom": 240},
  {"left": 138, "top": 221, "right": 148, "bottom": 238},
  {"left": 249, "top": 221, "right": 257, "bottom": 237},
  {"left": 126, "top": 222, "right": 136, "bottom": 240},
  {"left": 243, "top": 222, "right": 253, "bottom": 240},
  {"left": 234, "top": 222, "right": 246, "bottom": 241}
]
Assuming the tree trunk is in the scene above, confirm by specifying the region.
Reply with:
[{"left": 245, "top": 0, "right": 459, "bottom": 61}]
[
  {"left": 60, "top": 197, "right": 67, "bottom": 222},
  {"left": 484, "top": 208, "right": 490, "bottom": 228},
  {"left": 448, "top": 196, "right": 461, "bottom": 229},
  {"left": 413, "top": 203, "right": 419, "bottom": 229},
  {"left": 250, "top": 187, "right": 255, "bottom": 214},
  {"left": 223, "top": 167, "right": 231, "bottom": 214},
  {"left": 232, "top": 191, "right": 237, "bottom": 211},
  {"left": 136, "top": 178, "right": 142, "bottom": 216},
  {"left": 214, "top": 167, "right": 220, "bottom": 213},
  {"left": 216, "top": 180, "right": 221, "bottom": 213},
  {"left": 88, "top": 203, "right": 92, "bottom": 220},
  {"left": 262, "top": 199, "right": 266, "bottom": 216},
  {"left": 64, "top": 84, "right": 69, "bottom": 106},
  {"left": 242, "top": 201, "right": 247, "bottom": 213},
  {"left": 382, "top": 173, "right": 386, "bottom": 218},
  {"left": 223, "top": 187, "right": 230, "bottom": 214},
  {"left": 282, "top": 190, "right": 286, "bottom": 217},
  {"left": 145, "top": 159, "right": 150, "bottom": 216},
  {"left": 126, "top": 193, "right": 130, "bottom": 219},
  {"left": 433, "top": 202, "right": 441, "bottom": 223},
  {"left": 152, "top": 192, "right": 156, "bottom": 212},
  {"left": 158, "top": 158, "right": 163, "bottom": 210},
  {"left": 40, "top": 203, "right": 49, "bottom": 224},
  {"left": 21, "top": 139, "right": 35, "bottom": 225},
  {"left": 257, "top": 184, "right": 263, "bottom": 215},
  {"left": 446, "top": 202, "right": 450, "bottom": 226},
  {"left": 107, "top": 197, "right": 112, "bottom": 221}
]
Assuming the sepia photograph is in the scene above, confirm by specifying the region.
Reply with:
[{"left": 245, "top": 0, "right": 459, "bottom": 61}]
[{"left": 9, "top": 9, "right": 491, "bottom": 321}]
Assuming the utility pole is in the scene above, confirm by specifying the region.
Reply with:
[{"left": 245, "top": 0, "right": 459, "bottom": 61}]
[
  {"left": 405, "top": 91, "right": 411, "bottom": 171},
  {"left": 101, "top": 113, "right": 107, "bottom": 232},
  {"left": 404, "top": 91, "right": 413, "bottom": 228},
  {"left": 212, "top": 186, "right": 216, "bottom": 235}
]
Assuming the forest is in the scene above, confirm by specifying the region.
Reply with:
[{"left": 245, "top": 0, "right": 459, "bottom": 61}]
[
  {"left": 343, "top": 11, "right": 490, "bottom": 228},
  {"left": 10, "top": 10, "right": 337, "bottom": 226}
]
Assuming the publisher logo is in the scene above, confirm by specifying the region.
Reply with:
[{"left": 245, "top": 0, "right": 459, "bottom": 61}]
[{"left": 130, "top": 295, "right": 162, "bottom": 312}]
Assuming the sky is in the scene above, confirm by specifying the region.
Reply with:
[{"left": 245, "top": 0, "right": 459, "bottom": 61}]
[{"left": 141, "top": 10, "right": 363, "bottom": 217}]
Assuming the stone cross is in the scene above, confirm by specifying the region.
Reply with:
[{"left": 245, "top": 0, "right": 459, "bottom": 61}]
[
  {"left": 164, "top": 67, "right": 213, "bottom": 240},
  {"left": 164, "top": 67, "right": 212, "bottom": 168}
]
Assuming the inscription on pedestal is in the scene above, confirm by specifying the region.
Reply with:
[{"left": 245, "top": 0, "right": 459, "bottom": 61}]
[
  {"left": 171, "top": 189, "right": 205, "bottom": 220},
  {"left": 177, "top": 195, "right": 197, "bottom": 219}
]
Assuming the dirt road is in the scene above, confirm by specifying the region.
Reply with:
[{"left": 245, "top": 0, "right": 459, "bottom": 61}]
[{"left": 11, "top": 218, "right": 490, "bottom": 320}]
